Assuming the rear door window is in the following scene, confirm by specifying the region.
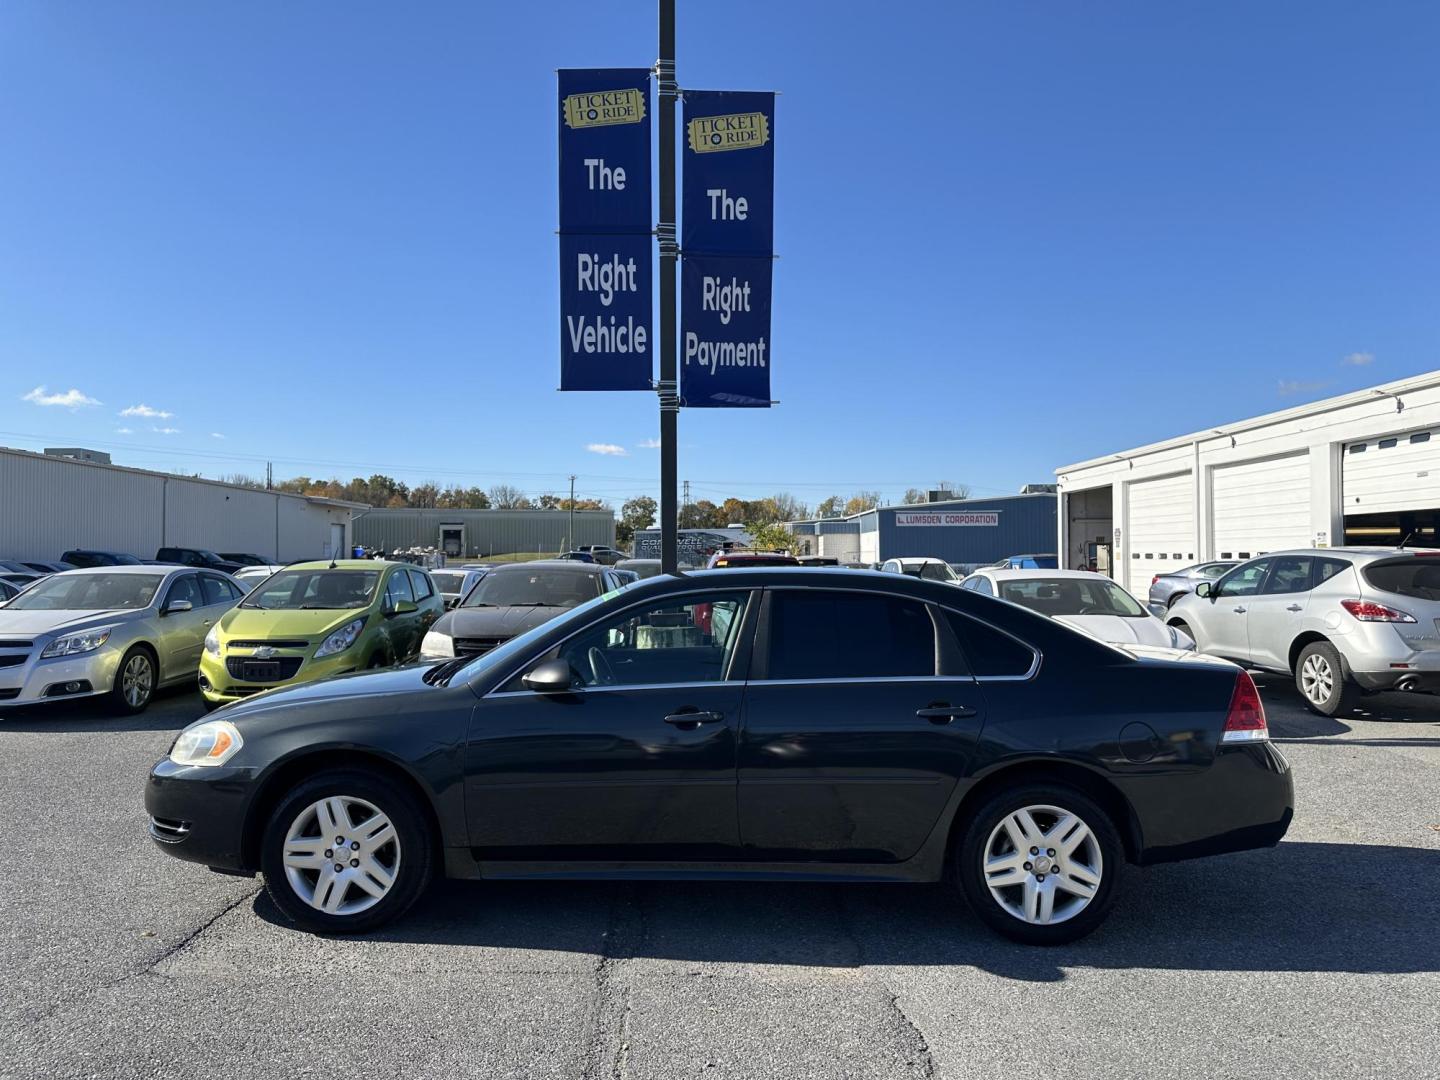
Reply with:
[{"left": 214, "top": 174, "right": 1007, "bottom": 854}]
[
  {"left": 1261, "top": 556, "right": 1313, "bottom": 594},
  {"left": 944, "top": 611, "right": 1036, "bottom": 677},
  {"left": 407, "top": 569, "right": 434, "bottom": 600},
  {"left": 200, "top": 575, "right": 241, "bottom": 606},
  {"left": 765, "top": 590, "right": 936, "bottom": 680}
]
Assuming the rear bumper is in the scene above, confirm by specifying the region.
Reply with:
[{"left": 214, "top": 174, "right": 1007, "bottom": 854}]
[{"left": 1128, "top": 742, "right": 1294, "bottom": 865}]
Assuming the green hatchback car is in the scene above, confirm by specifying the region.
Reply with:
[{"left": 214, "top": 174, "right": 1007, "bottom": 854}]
[{"left": 199, "top": 560, "right": 443, "bottom": 707}]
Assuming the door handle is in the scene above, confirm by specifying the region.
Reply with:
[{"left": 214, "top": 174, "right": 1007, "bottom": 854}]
[
  {"left": 915, "top": 705, "right": 978, "bottom": 723},
  {"left": 1232, "top": 606, "right": 1247, "bottom": 614},
  {"left": 663, "top": 709, "right": 723, "bottom": 728},
  {"left": 1286, "top": 604, "right": 1303, "bottom": 612}
]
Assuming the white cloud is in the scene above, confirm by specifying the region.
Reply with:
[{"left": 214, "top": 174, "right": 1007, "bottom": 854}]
[
  {"left": 120, "top": 403, "right": 173, "bottom": 419},
  {"left": 151, "top": 426, "right": 181, "bottom": 435},
  {"left": 1278, "top": 379, "right": 1331, "bottom": 397},
  {"left": 115, "top": 427, "right": 134, "bottom": 435},
  {"left": 1342, "top": 351, "right": 1375, "bottom": 367},
  {"left": 636, "top": 437, "right": 662, "bottom": 449},
  {"left": 210, "top": 432, "right": 225, "bottom": 440},
  {"left": 23, "top": 386, "right": 101, "bottom": 409},
  {"left": 586, "top": 442, "right": 629, "bottom": 457}
]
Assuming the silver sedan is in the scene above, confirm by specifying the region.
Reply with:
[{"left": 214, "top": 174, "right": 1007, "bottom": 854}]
[
  {"left": 0, "top": 565, "right": 245, "bottom": 714},
  {"left": 1148, "top": 560, "right": 1238, "bottom": 612}
]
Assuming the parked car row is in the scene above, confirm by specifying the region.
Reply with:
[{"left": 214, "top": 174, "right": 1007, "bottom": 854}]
[{"left": 0, "top": 559, "right": 446, "bottom": 714}]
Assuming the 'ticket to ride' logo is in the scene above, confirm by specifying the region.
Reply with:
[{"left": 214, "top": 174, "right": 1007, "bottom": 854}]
[
  {"left": 563, "top": 88, "right": 646, "bottom": 129},
  {"left": 687, "top": 111, "right": 769, "bottom": 153}
]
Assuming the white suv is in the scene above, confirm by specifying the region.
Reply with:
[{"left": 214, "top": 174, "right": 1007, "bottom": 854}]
[{"left": 1167, "top": 548, "right": 1440, "bottom": 715}]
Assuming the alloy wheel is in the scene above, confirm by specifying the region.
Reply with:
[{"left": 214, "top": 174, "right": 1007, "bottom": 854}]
[
  {"left": 281, "top": 796, "right": 402, "bottom": 916},
  {"left": 1300, "top": 653, "right": 1333, "bottom": 706},
  {"left": 983, "top": 804, "right": 1104, "bottom": 926},
  {"left": 122, "top": 654, "right": 153, "bottom": 709}
]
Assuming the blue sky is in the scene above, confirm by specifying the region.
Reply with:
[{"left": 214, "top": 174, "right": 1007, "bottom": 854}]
[{"left": 2, "top": 1, "right": 1435, "bottom": 510}]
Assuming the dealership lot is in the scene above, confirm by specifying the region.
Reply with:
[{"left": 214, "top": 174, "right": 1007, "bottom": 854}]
[{"left": 2, "top": 679, "right": 1436, "bottom": 1080}]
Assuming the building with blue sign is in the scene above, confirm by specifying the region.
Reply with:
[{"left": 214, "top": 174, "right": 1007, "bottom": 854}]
[{"left": 787, "top": 492, "right": 1058, "bottom": 570}]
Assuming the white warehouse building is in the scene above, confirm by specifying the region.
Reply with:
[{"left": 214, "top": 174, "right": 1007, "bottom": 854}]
[
  {"left": 1056, "top": 370, "right": 1440, "bottom": 596},
  {"left": 0, "top": 445, "right": 361, "bottom": 565}
]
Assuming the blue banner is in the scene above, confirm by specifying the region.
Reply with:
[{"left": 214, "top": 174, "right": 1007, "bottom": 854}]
[
  {"left": 558, "top": 69, "right": 653, "bottom": 390},
  {"left": 682, "top": 90, "right": 775, "bottom": 256},
  {"left": 558, "top": 69, "right": 653, "bottom": 234},
  {"left": 680, "top": 254, "right": 771, "bottom": 408},
  {"left": 560, "top": 233, "right": 653, "bottom": 391}
]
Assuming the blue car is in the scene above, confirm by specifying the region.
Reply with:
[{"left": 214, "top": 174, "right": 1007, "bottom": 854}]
[{"left": 993, "top": 554, "right": 1059, "bottom": 570}]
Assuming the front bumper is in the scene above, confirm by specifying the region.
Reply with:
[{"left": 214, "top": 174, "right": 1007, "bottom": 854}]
[
  {"left": 145, "top": 757, "right": 258, "bottom": 871},
  {"left": 198, "top": 647, "right": 356, "bottom": 703},
  {"left": 0, "top": 644, "right": 122, "bottom": 707}
]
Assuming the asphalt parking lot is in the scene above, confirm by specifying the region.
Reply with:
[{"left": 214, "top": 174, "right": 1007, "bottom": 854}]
[{"left": 3, "top": 678, "right": 1437, "bottom": 1080}]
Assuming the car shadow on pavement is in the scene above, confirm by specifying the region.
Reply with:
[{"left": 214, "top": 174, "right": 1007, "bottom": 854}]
[
  {"left": 255, "top": 839, "right": 1439, "bottom": 981},
  {"left": 0, "top": 685, "right": 204, "bottom": 733}
]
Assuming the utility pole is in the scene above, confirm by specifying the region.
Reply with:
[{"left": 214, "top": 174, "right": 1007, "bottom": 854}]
[
  {"left": 568, "top": 473, "right": 577, "bottom": 552},
  {"left": 682, "top": 478, "right": 691, "bottom": 524},
  {"left": 656, "top": 0, "right": 679, "bottom": 574}
]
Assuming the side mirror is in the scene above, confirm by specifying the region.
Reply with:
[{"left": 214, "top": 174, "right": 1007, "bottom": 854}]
[
  {"left": 1194, "top": 582, "right": 1213, "bottom": 600},
  {"left": 395, "top": 599, "right": 418, "bottom": 615},
  {"left": 522, "top": 658, "right": 578, "bottom": 694},
  {"left": 164, "top": 599, "right": 193, "bottom": 615}
]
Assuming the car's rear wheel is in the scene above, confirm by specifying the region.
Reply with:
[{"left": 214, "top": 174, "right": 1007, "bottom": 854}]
[
  {"left": 260, "top": 769, "right": 433, "bottom": 934},
  {"left": 956, "top": 784, "right": 1121, "bottom": 945},
  {"left": 108, "top": 646, "right": 156, "bottom": 715},
  {"left": 1169, "top": 618, "right": 1195, "bottom": 646},
  {"left": 1295, "top": 640, "right": 1358, "bottom": 717}
]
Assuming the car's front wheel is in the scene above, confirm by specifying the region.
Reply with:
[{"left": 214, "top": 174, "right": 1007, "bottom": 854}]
[
  {"left": 260, "top": 769, "right": 433, "bottom": 933},
  {"left": 956, "top": 784, "right": 1122, "bottom": 945},
  {"left": 1295, "top": 640, "right": 1358, "bottom": 717},
  {"left": 108, "top": 645, "right": 156, "bottom": 715}
]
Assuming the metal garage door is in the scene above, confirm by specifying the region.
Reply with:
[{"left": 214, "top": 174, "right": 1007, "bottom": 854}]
[
  {"left": 1343, "top": 427, "right": 1440, "bottom": 515},
  {"left": 1126, "top": 473, "right": 1194, "bottom": 594},
  {"left": 1211, "top": 452, "right": 1311, "bottom": 559}
]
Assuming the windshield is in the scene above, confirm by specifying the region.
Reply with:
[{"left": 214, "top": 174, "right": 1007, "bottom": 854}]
[
  {"left": 462, "top": 568, "right": 601, "bottom": 609},
  {"left": 5, "top": 573, "right": 162, "bottom": 611},
  {"left": 433, "top": 588, "right": 618, "bottom": 683},
  {"left": 241, "top": 569, "right": 380, "bottom": 610},
  {"left": 998, "top": 577, "right": 1146, "bottom": 617},
  {"left": 918, "top": 562, "right": 958, "bottom": 582}
]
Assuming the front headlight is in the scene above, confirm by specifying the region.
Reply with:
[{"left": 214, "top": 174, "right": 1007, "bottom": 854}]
[
  {"left": 315, "top": 617, "right": 366, "bottom": 658},
  {"left": 41, "top": 626, "right": 115, "bottom": 658},
  {"left": 420, "top": 630, "right": 454, "bottom": 659},
  {"left": 204, "top": 624, "right": 221, "bottom": 657},
  {"left": 169, "top": 720, "right": 243, "bottom": 767}
]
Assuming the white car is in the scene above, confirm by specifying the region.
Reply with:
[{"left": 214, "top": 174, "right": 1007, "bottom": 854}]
[
  {"left": 232, "top": 565, "right": 286, "bottom": 593},
  {"left": 879, "top": 557, "right": 962, "bottom": 584},
  {"left": 960, "top": 568, "right": 1195, "bottom": 651}
]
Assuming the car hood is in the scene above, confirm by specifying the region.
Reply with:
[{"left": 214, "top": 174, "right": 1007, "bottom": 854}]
[
  {"left": 207, "top": 662, "right": 440, "bottom": 725},
  {"left": 1053, "top": 613, "right": 1192, "bottom": 649},
  {"left": 219, "top": 606, "right": 372, "bottom": 641},
  {"left": 434, "top": 605, "right": 571, "bottom": 638},
  {"left": 0, "top": 608, "right": 138, "bottom": 637}
]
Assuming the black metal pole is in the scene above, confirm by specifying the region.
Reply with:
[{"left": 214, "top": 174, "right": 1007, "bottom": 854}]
[{"left": 657, "top": 0, "right": 679, "bottom": 574}]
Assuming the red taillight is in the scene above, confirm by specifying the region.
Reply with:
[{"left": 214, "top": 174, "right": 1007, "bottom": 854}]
[
  {"left": 1222, "top": 671, "right": 1269, "bottom": 743},
  {"left": 1339, "top": 598, "right": 1417, "bottom": 623},
  {"left": 1151, "top": 575, "right": 1160, "bottom": 586}
]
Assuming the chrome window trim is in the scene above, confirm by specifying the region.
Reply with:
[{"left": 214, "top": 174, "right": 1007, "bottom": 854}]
[
  {"left": 480, "top": 586, "right": 759, "bottom": 699},
  {"left": 486, "top": 679, "right": 738, "bottom": 700}
]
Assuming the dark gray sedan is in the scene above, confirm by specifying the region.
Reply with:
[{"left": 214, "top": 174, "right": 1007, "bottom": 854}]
[
  {"left": 420, "top": 560, "right": 623, "bottom": 659},
  {"left": 1148, "top": 560, "right": 1238, "bottom": 611}
]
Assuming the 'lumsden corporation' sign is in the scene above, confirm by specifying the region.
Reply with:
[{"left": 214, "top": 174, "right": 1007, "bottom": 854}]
[{"left": 895, "top": 511, "right": 999, "bottom": 527}]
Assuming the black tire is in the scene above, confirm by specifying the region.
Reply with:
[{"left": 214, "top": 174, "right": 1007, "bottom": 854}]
[
  {"left": 956, "top": 784, "right": 1123, "bottom": 946},
  {"left": 1295, "top": 640, "right": 1359, "bottom": 717},
  {"left": 260, "top": 768, "right": 433, "bottom": 934},
  {"left": 108, "top": 645, "right": 157, "bottom": 715},
  {"left": 1166, "top": 591, "right": 1185, "bottom": 609}
]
